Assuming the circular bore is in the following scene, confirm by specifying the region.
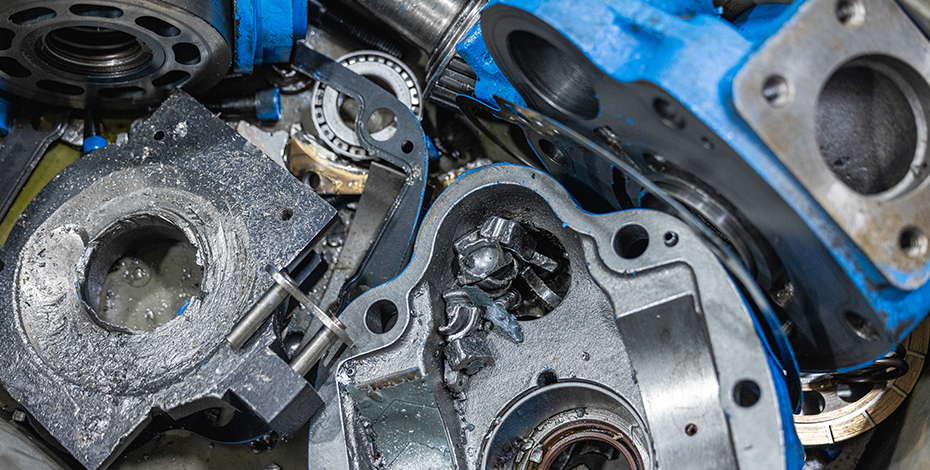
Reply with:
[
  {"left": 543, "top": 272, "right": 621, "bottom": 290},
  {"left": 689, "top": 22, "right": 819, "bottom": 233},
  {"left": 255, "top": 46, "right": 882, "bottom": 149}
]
[
  {"left": 511, "top": 408, "right": 645, "bottom": 470},
  {"left": 815, "top": 56, "right": 928, "bottom": 196},
  {"left": 0, "top": 1, "right": 231, "bottom": 109},
  {"left": 794, "top": 317, "right": 929, "bottom": 445},
  {"left": 311, "top": 50, "right": 423, "bottom": 160}
]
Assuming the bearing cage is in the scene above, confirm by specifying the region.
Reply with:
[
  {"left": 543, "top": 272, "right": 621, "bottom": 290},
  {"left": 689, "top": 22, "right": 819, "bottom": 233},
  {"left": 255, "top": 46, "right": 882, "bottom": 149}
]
[{"left": 0, "top": 0, "right": 231, "bottom": 109}]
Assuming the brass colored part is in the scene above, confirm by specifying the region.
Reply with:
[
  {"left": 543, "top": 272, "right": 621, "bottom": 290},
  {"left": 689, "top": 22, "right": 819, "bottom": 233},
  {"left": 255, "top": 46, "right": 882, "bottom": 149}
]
[
  {"left": 794, "top": 318, "right": 929, "bottom": 445},
  {"left": 286, "top": 134, "right": 367, "bottom": 194}
]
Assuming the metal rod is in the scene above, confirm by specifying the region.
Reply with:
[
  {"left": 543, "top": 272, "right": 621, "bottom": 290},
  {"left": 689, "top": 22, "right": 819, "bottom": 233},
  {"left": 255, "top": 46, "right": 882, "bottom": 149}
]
[
  {"left": 290, "top": 327, "right": 339, "bottom": 376},
  {"left": 226, "top": 283, "right": 289, "bottom": 350}
]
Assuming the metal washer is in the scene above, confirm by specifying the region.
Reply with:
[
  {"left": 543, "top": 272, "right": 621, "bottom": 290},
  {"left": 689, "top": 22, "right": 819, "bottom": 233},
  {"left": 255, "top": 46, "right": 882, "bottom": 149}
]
[{"left": 311, "top": 50, "right": 422, "bottom": 160}]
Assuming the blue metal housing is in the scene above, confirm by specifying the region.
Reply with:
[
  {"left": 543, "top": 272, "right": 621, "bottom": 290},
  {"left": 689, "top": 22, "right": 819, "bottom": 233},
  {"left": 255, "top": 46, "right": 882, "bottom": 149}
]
[
  {"left": 233, "top": 0, "right": 308, "bottom": 73},
  {"left": 458, "top": 0, "right": 930, "bottom": 375}
]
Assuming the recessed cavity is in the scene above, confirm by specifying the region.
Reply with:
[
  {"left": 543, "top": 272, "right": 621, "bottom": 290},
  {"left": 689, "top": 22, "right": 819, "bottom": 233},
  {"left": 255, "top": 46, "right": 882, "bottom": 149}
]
[
  {"left": 899, "top": 226, "right": 928, "bottom": 258},
  {"left": 81, "top": 215, "right": 203, "bottom": 333},
  {"left": 800, "top": 391, "right": 826, "bottom": 415},
  {"left": 844, "top": 311, "right": 880, "bottom": 341},
  {"left": 733, "top": 380, "right": 761, "bottom": 407},
  {"left": 69, "top": 4, "right": 123, "bottom": 18},
  {"left": 365, "top": 299, "right": 398, "bottom": 334},
  {"left": 366, "top": 107, "right": 397, "bottom": 141},
  {"left": 135, "top": 16, "right": 181, "bottom": 37},
  {"left": 38, "top": 26, "right": 152, "bottom": 76},
  {"left": 508, "top": 30, "right": 599, "bottom": 119},
  {"left": 653, "top": 98, "right": 686, "bottom": 130},
  {"left": 173, "top": 42, "right": 201, "bottom": 65},
  {"left": 36, "top": 79, "right": 83, "bottom": 96},
  {"left": 816, "top": 57, "right": 923, "bottom": 195},
  {"left": 538, "top": 139, "right": 567, "bottom": 165},
  {"left": 0, "top": 28, "right": 14, "bottom": 50},
  {"left": 835, "top": 0, "right": 865, "bottom": 26},
  {"left": 614, "top": 224, "right": 649, "bottom": 259},
  {"left": 0, "top": 57, "right": 30, "bottom": 78},
  {"left": 837, "top": 382, "right": 874, "bottom": 403},
  {"left": 762, "top": 75, "right": 791, "bottom": 107},
  {"left": 10, "top": 7, "right": 56, "bottom": 25}
]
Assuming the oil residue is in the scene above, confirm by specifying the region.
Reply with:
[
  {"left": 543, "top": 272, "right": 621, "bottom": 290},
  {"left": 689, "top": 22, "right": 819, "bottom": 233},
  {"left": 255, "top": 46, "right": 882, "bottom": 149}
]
[{"left": 99, "top": 241, "right": 202, "bottom": 332}]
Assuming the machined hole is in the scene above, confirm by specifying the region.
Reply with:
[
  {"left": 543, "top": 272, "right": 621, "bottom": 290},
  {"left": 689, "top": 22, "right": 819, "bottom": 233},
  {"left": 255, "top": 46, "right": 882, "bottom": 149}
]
[
  {"left": 537, "top": 370, "right": 558, "bottom": 387},
  {"left": 800, "top": 391, "right": 826, "bottom": 415},
  {"left": 70, "top": 4, "right": 123, "bottom": 18},
  {"left": 845, "top": 311, "right": 880, "bottom": 342},
  {"left": 733, "top": 380, "right": 761, "bottom": 407},
  {"left": 36, "top": 79, "right": 83, "bottom": 96},
  {"left": 835, "top": 0, "right": 865, "bottom": 26},
  {"left": 837, "top": 382, "right": 874, "bottom": 403},
  {"left": 336, "top": 74, "right": 397, "bottom": 141},
  {"left": 173, "top": 42, "right": 201, "bottom": 65},
  {"left": 80, "top": 214, "right": 203, "bottom": 333},
  {"left": 0, "top": 57, "right": 31, "bottom": 78},
  {"left": 135, "top": 16, "right": 181, "bottom": 37},
  {"left": 366, "top": 107, "right": 397, "bottom": 141},
  {"left": 538, "top": 139, "right": 567, "bottom": 165},
  {"left": 365, "top": 299, "right": 398, "bottom": 334},
  {"left": 279, "top": 207, "right": 294, "bottom": 221},
  {"left": 508, "top": 30, "right": 599, "bottom": 120},
  {"left": 816, "top": 57, "right": 925, "bottom": 196},
  {"left": 0, "top": 28, "right": 14, "bottom": 50},
  {"left": 653, "top": 98, "right": 686, "bottom": 130},
  {"left": 401, "top": 140, "right": 414, "bottom": 154},
  {"left": 684, "top": 423, "right": 698, "bottom": 436},
  {"left": 152, "top": 70, "right": 190, "bottom": 89},
  {"left": 762, "top": 75, "right": 791, "bottom": 107},
  {"left": 614, "top": 224, "right": 649, "bottom": 259},
  {"left": 898, "top": 226, "right": 928, "bottom": 258},
  {"left": 153, "top": 130, "right": 165, "bottom": 140},
  {"left": 10, "top": 7, "right": 57, "bottom": 25}
]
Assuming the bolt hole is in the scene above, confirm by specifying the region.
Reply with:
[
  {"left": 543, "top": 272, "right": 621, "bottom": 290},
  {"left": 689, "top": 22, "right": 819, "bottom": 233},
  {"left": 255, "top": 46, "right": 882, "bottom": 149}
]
[
  {"left": 280, "top": 208, "right": 294, "bottom": 221},
  {"left": 538, "top": 139, "right": 568, "bottom": 165},
  {"left": 401, "top": 140, "right": 414, "bottom": 154},
  {"left": 800, "top": 391, "right": 826, "bottom": 415},
  {"left": 302, "top": 171, "right": 321, "bottom": 189},
  {"left": 536, "top": 370, "right": 558, "bottom": 387},
  {"left": 899, "top": 226, "right": 928, "bottom": 258},
  {"left": 0, "top": 28, "right": 14, "bottom": 51},
  {"left": 733, "top": 380, "right": 761, "bottom": 407},
  {"left": 366, "top": 107, "right": 397, "bottom": 141},
  {"left": 700, "top": 136, "right": 714, "bottom": 150},
  {"left": 10, "top": 7, "right": 56, "bottom": 25},
  {"left": 663, "top": 231, "right": 679, "bottom": 247},
  {"left": 844, "top": 311, "right": 880, "bottom": 341},
  {"left": 653, "top": 98, "right": 685, "bottom": 130},
  {"left": 614, "top": 224, "right": 649, "bottom": 259},
  {"left": 835, "top": 0, "right": 865, "bottom": 26},
  {"left": 684, "top": 423, "right": 698, "bottom": 436},
  {"left": 837, "top": 382, "right": 875, "bottom": 403},
  {"left": 762, "top": 75, "right": 791, "bottom": 107},
  {"left": 365, "top": 299, "right": 398, "bottom": 334},
  {"left": 153, "top": 131, "right": 165, "bottom": 141}
]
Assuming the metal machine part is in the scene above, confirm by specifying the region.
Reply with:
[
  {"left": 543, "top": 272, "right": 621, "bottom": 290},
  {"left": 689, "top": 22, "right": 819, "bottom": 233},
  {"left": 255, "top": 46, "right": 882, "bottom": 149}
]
[
  {"left": 0, "top": 92, "right": 336, "bottom": 469},
  {"left": 794, "top": 318, "right": 929, "bottom": 445},
  {"left": 307, "top": 164, "right": 801, "bottom": 470},
  {"left": 0, "top": 0, "right": 232, "bottom": 109},
  {"left": 459, "top": 0, "right": 930, "bottom": 372},
  {"left": 342, "top": 0, "right": 486, "bottom": 107},
  {"left": 292, "top": 42, "right": 430, "bottom": 316},
  {"left": 0, "top": 106, "right": 68, "bottom": 219},
  {"left": 287, "top": 132, "right": 369, "bottom": 195},
  {"left": 311, "top": 50, "right": 423, "bottom": 160},
  {"left": 231, "top": 0, "right": 307, "bottom": 73}
]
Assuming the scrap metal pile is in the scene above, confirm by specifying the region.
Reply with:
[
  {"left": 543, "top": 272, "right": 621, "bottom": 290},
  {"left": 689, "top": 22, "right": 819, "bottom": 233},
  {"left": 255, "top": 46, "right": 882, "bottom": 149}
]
[{"left": 0, "top": 0, "right": 927, "bottom": 469}]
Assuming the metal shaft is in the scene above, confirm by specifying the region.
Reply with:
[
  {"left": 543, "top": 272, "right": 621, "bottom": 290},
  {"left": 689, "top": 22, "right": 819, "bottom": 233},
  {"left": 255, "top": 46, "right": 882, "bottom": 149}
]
[
  {"left": 226, "top": 284, "right": 289, "bottom": 350},
  {"left": 290, "top": 327, "right": 339, "bottom": 376}
]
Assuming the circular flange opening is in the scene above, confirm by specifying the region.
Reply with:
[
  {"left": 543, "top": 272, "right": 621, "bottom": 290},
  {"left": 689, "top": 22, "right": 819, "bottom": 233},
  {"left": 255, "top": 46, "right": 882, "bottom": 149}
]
[
  {"left": 80, "top": 214, "right": 203, "bottom": 333},
  {"left": 38, "top": 26, "right": 153, "bottom": 76},
  {"left": 507, "top": 30, "right": 599, "bottom": 120},
  {"left": 815, "top": 56, "right": 927, "bottom": 196}
]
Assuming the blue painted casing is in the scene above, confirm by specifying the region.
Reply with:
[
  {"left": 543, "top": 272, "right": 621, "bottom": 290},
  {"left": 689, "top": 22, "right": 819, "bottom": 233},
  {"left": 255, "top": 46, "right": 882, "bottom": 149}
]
[
  {"left": 0, "top": 97, "right": 9, "bottom": 137},
  {"left": 461, "top": 0, "right": 930, "bottom": 375},
  {"left": 233, "top": 0, "right": 308, "bottom": 73}
]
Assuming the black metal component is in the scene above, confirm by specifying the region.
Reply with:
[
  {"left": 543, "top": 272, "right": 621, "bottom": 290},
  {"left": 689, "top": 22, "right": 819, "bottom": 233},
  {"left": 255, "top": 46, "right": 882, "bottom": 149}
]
[
  {"left": 291, "top": 43, "right": 429, "bottom": 314},
  {"left": 308, "top": 0, "right": 405, "bottom": 58},
  {"left": 0, "top": 107, "right": 68, "bottom": 220}
]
